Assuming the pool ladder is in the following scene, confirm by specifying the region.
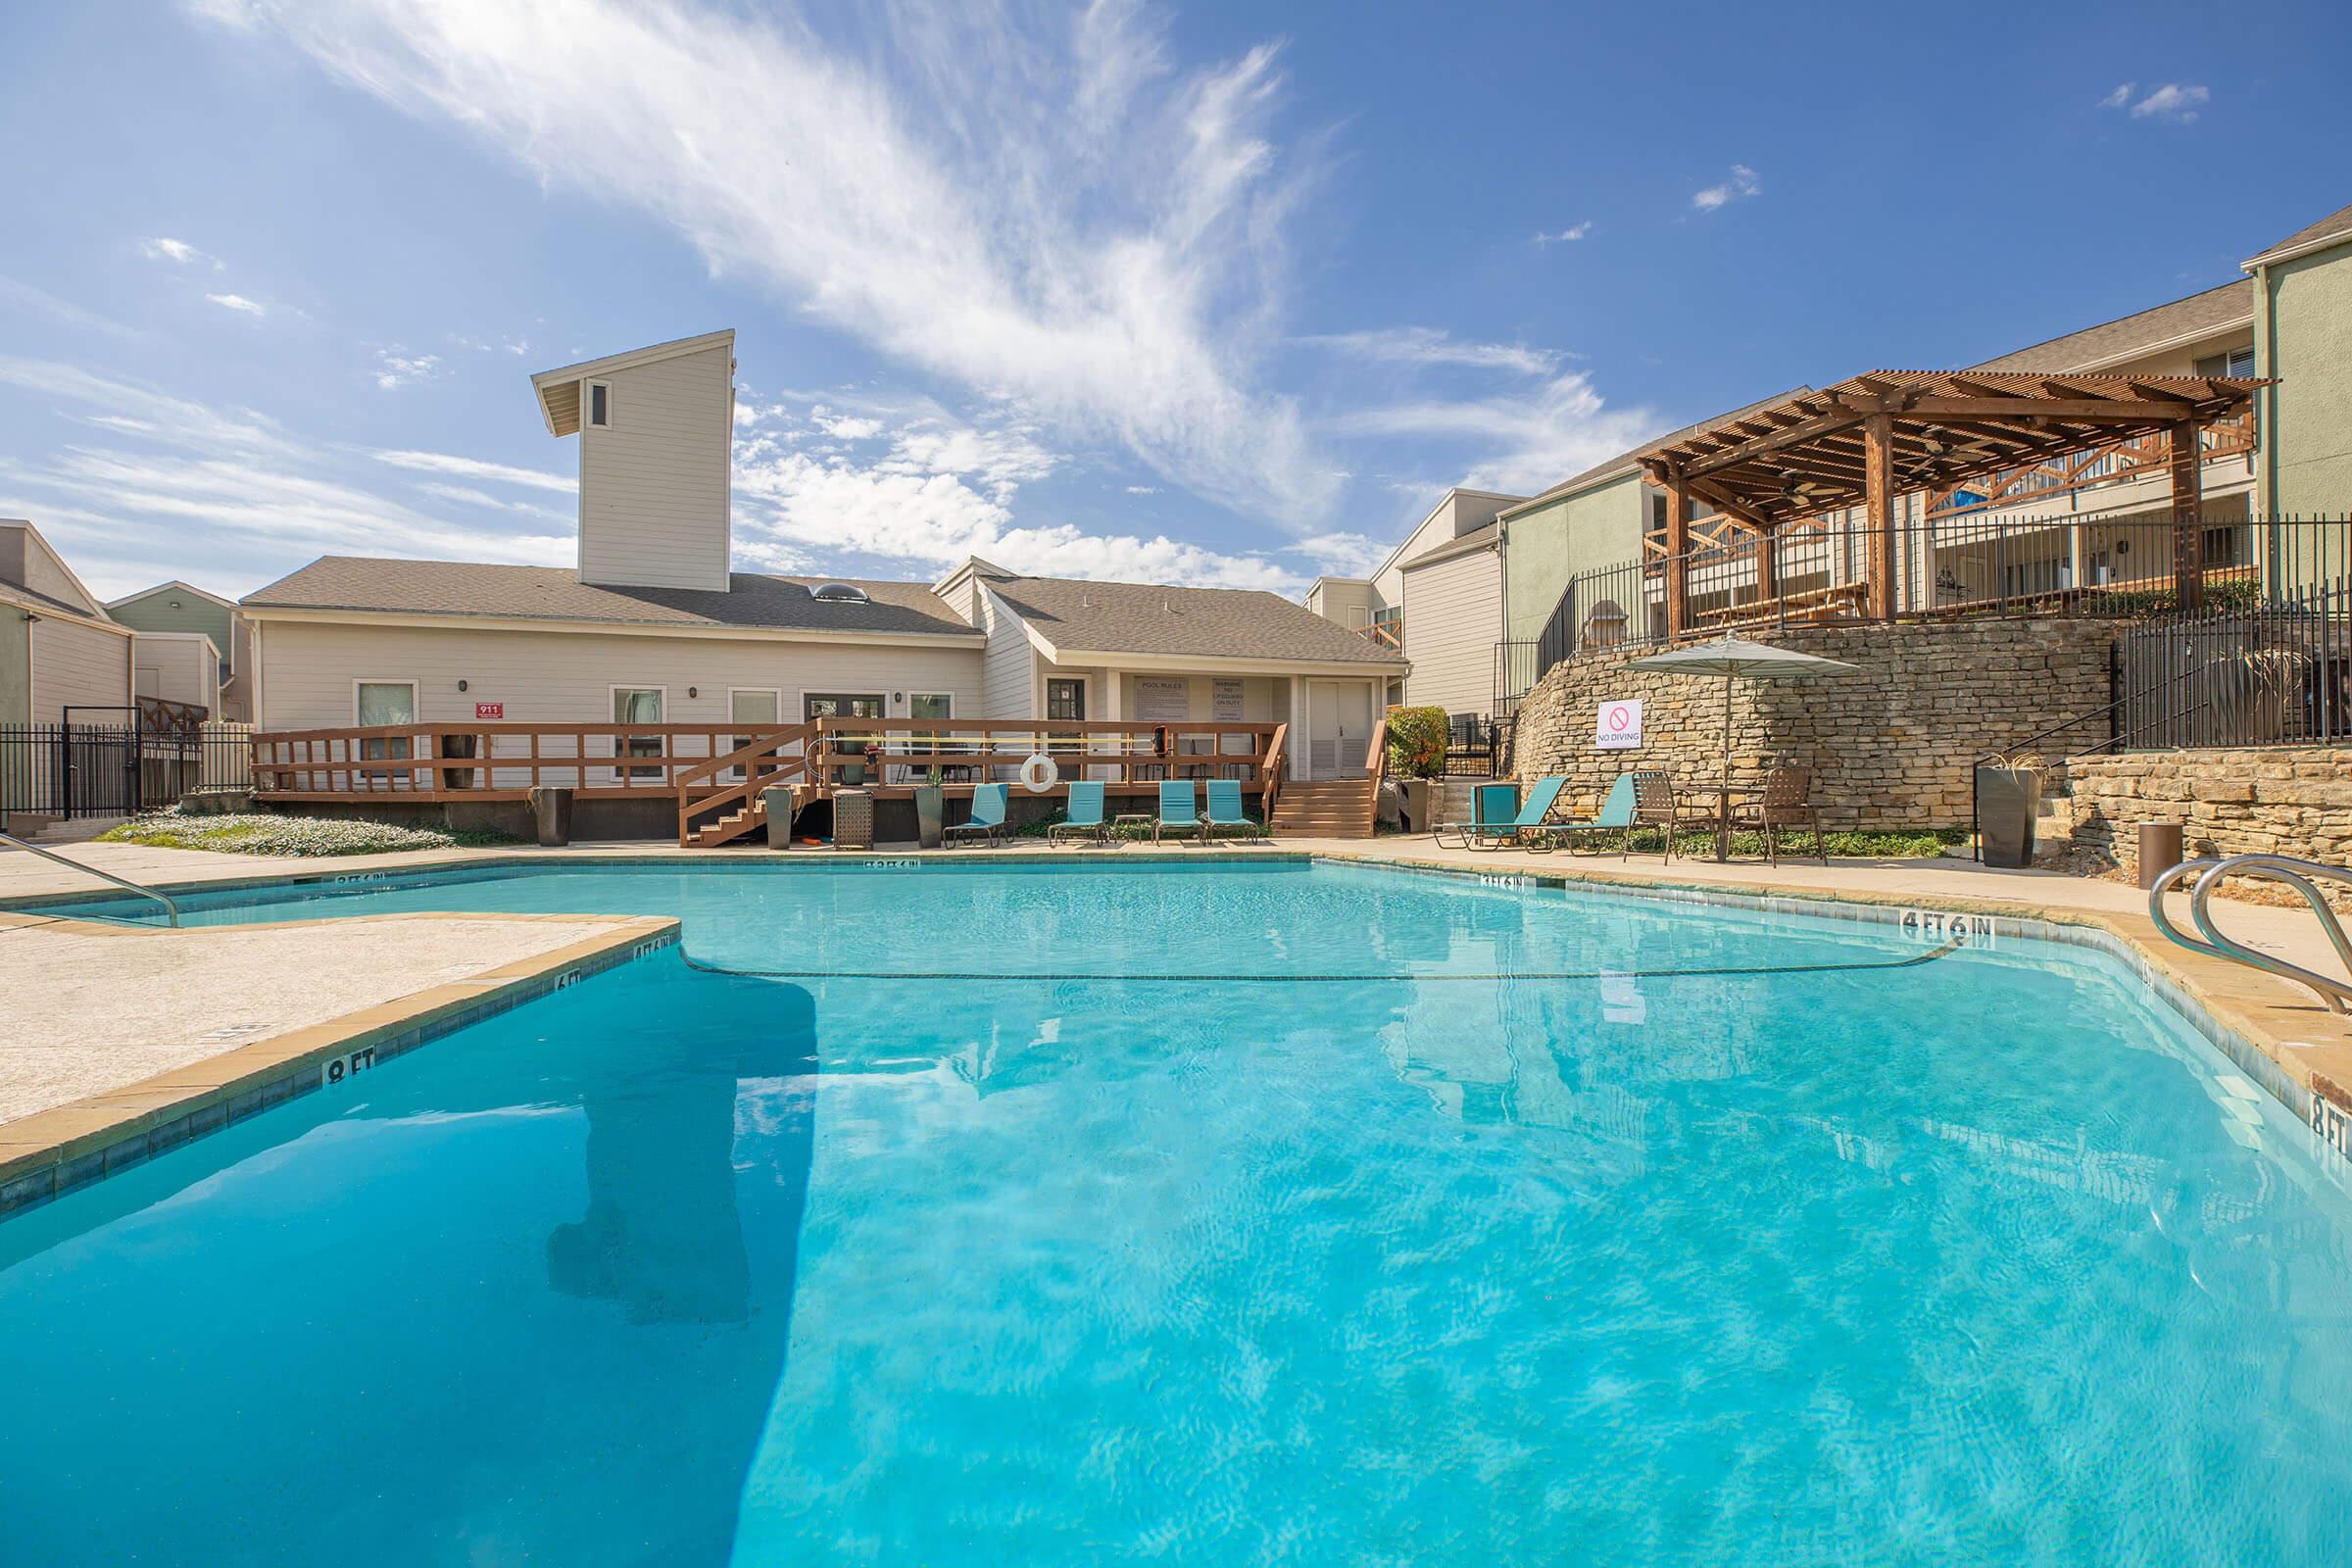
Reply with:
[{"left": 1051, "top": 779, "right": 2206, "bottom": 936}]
[
  {"left": 0, "top": 827, "right": 180, "bottom": 927},
  {"left": 2148, "top": 853, "right": 2352, "bottom": 1014}
]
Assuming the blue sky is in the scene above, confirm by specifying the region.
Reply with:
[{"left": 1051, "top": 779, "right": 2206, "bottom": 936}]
[{"left": 2, "top": 1, "right": 2346, "bottom": 603}]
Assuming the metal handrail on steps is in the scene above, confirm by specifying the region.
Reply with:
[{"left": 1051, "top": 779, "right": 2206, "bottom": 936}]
[
  {"left": 0, "top": 828, "right": 181, "bottom": 927},
  {"left": 2148, "top": 853, "right": 2352, "bottom": 1013}
]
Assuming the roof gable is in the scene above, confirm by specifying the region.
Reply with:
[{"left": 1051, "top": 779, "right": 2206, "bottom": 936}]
[
  {"left": 530, "top": 329, "right": 734, "bottom": 436},
  {"left": 984, "top": 575, "right": 1405, "bottom": 666}
]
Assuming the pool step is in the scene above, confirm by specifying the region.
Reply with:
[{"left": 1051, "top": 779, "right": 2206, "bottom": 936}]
[{"left": 1270, "top": 778, "right": 1378, "bottom": 840}]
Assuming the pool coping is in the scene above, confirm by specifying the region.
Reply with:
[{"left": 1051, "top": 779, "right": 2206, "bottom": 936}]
[
  {"left": 2, "top": 845, "right": 2345, "bottom": 1220},
  {"left": 0, "top": 912, "right": 680, "bottom": 1220}
]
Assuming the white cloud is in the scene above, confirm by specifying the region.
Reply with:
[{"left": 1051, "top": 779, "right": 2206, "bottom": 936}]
[
  {"left": 206, "top": 292, "right": 268, "bottom": 317},
  {"left": 1328, "top": 371, "right": 1659, "bottom": 496},
  {"left": 456, "top": 334, "right": 530, "bottom": 356},
  {"left": 730, "top": 398, "right": 1298, "bottom": 590},
  {"left": 1691, "top": 164, "right": 1761, "bottom": 212},
  {"left": 2098, "top": 82, "right": 2134, "bottom": 110},
  {"left": 373, "top": 350, "right": 440, "bottom": 389},
  {"left": 411, "top": 481, "right": 574, "bottom": 525},
  {"left": 811, "top": 409, "right": 887, "bottom": 441},
  {"left": 1534, "top": 220, "right": 1592, "bottom": 245},
  {"left": 2130, "top": 83, "right": 2209, "bottom": 122},
  {"left": 0, "top": 357, "right": 291, "bottom": 453},
  {"left": 1124, "top": 484, "right": 1160, "bottom": 495},
  {"left": 0, "top": 275, "right": 141, "bottom": 340},
  {"left": 196, "top": 0, "right": 1341, "bottom": 527},
  {"left": 370, "top": 449, "right": 575, "bottom": 494},
  {"left": 1298, "top": 326, "right": 1562, "bottom": 378},
  {"left": 1284, "top": 531, "right": 1389, "bottom": 577},
  {"left": 140, "top": 236, "right": 221, "bottom": 269}
]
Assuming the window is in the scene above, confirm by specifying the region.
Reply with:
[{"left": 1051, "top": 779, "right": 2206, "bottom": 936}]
[
  {"left": 356, "top": 680, "right": 416, "bottom": 765},
  {"left": 1046, "top": 678, "right": 1086, "bottom": 721},
  {"left": 588, "top": 381, "right": 611, "bottom": 428},
  {"left": 2194, "top": 346, "right": 2257, "bottom": 379},
  {"left": 728, "top": 689, "right": 781, "bottom": 782},
  {"left": 612, "top": 686, "right": 664, "bottom": 783},
  {"left": 803, "top": 693, "right": 885, "bottom": 719},
  {"left": 909, "top": 694, "right": 953, "bottom": 720}
]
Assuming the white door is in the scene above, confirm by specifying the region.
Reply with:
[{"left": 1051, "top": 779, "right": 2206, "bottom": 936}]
[{"left": 1306, "top": 681, "right": 1374, "bottom": 778}]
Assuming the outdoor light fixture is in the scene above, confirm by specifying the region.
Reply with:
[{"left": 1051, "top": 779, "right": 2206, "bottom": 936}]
[
  {"left": 688, "top": 687, "right": 699, "bottom": 699},
  {"left": 457, "top": 679, "right": 468, "bottom": 692}
]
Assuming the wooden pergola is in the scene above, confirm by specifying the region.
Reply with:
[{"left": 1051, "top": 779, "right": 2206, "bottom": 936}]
[{"left": 1636, "top": 369, "right": 2266, "bottom": 629}]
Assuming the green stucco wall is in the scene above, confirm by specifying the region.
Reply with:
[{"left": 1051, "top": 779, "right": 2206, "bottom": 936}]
[
  {"left": 1500, "top": 472, "right": 1644, "bottom": 641},
  {"left": 0, "top": 608, "right": 30, "bottom": 726},
  {"left": 106, "top": 588, "right": 231, "bottom": 658},
  {"left": 2258, "top": 240, "right": 2352, "bottom": 517}
]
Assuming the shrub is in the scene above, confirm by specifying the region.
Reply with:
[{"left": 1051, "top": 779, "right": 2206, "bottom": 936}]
[
  {"left": 1385, "top": 707, "right": 1450, "bottom": 780},
  {"left": 97, "top": 807, "right": 517, "bottom": 858}
]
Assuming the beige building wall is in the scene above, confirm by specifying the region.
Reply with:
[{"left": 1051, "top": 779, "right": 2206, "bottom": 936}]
[
  {"left": 1398, "top": 548, "right": 1500, "bottom": 717},
  {"left": 30, "top": 615, "right": 132, "bottom": 723},
  {"left": 574, "top": 342, "right": 734, "bottom": 593},
  {"left": 251, "top": 620, "right": 983, "bottom": 732},
  {"left": 2257, "top": 240, "right": 2352, "bottom": 517},
  {"left": 131, "top": 634, "right": 220, "bottom": 710}
]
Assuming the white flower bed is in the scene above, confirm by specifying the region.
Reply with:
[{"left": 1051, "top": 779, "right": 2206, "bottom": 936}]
[{"left": 99, "top": 808, "right": 461, "bottom": 858}]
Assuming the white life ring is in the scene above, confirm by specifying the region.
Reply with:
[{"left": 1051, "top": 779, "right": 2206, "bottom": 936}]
[{"left": 1018, "top": 752, "right": 1060, "bottom": 794}]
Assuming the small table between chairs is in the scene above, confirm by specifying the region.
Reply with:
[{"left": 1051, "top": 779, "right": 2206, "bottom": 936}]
[{"left": 1680, "top": 783, "right": 1761, "bottom": 862}]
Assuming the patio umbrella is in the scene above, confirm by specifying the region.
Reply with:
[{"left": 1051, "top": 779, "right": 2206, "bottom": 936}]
[{"left": 1626, "top": 633, "right": 1857, "bottom": 858}]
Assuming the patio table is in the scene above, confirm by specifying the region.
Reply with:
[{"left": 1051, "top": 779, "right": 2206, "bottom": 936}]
[{"left": 1681, "top": 783, "right": 1762, "bottom": 862}]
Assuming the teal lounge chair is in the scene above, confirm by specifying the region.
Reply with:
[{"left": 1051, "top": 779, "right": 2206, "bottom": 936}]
[
  {"left": 1434, "top": 776, "right": 1566, "bottom": 851},
  {"left": 945, "top": 781, "right": 1009, "bottom": 848},
  {"left": 1048, "top": 779, "right": 1110, "bottom": 846},
  {"left": 1525, "top": 773, "right": 1639, "bottom": 857},
  {"left": 1200, "top": 777, "right": 1259, "bottom": 843},
  {"left": 1153, "top": 779, "right": 1203, "bottom": 845}
]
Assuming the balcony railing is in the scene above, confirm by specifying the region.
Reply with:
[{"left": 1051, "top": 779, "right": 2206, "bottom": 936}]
[
  {"left": 1356, "top": 618, "right": 1403, "bottom": 652},
  {"left": 1926, "top": 412, "right": 2257, "bottom": 520}
]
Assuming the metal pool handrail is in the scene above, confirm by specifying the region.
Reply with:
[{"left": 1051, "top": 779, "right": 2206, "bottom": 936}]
[
  {"left": 0, "top": 828, "right": 181, "bottom": 927},
  {"left": 2148, "top": 853, "right": 2352, "bottom": 1014}
]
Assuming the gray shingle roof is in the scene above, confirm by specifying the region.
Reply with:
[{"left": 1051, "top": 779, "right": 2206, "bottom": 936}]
[
  {"left": 242, "top": 557, "right": 979, "bottom": 638},
  {"left": 2244, "top": 201, "right": 2352, "bottom": 268},
  {"left": 1969, "top": 278, "right": 2252, "bottom": 372},
  {"left": 984, "top": 575, "right": 1406, "bottom": 665}
]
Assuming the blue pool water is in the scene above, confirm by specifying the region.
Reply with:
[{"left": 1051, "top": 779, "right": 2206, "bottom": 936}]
[{"left": 4, "top": 861, "right": 2351, "bottom": 1564}]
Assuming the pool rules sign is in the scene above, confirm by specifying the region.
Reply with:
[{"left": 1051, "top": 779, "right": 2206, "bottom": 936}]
[{"left": 1594, "top": 698, "right": 1642, "bottom": 751}]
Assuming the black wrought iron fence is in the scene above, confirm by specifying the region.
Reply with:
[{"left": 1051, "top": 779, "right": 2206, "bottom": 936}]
[
  {"left": 2115, "top": 578, "right": 2351, "bottom": 750},
  {"left": 1437, "top": 714, "right": 1508, "bottom": 777},
  {"left": 0, "top": 722, "right": 255, "bottom": 825}
]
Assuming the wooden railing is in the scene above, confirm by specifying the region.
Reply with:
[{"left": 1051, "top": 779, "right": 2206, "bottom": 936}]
[
  {"left": 674, "top": 720, "right": 816, "bottom": 844},
  {"left": 250, "top": 715, "right": 1294, "bottom": 808},
  {"left": 799, "top": 716, "right": 1283, "bottom": 796},
  {"left": 1927, "top": 412, "right": 2258, "bottom": 519},
  {"left": 1357, "top": 619, "right": 1403, "bottom": 652},
  {"left": 1363, "top": 714, "right": 1391, "bottom": 800},
  {"left": 252, "top": 721, "right": 759, "bottom": 801},
  {"left": 1260, "top": 721, "right": 1289, "bottom": 821},
  {"left": 136, "top": 695, "right": 209, "bottom": 738}
]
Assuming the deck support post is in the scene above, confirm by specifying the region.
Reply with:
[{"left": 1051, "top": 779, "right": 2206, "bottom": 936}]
[
  {"left": 2170, "top": 419, "right": 2204, "bottom": 612},
  {"left": 1662, "top": 474, "right": 1691, "bottom": 637},
  {"left": 1864, "top": 413, "right": 1897, "bottom": 620}
]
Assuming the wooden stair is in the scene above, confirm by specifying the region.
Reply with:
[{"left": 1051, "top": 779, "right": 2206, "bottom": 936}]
[
  {"left": 676, "top": 721, "right": 815, "bottom": 847},
  {"left": 1270, "top": 777, "right": 1378, "bottom": 840}
]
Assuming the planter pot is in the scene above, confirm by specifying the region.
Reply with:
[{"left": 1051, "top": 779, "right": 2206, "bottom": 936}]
[
  {"left": 1398, "top": 778, "right": 1434, "bottom": 833},
  {"left": 530, "top": 786, "right": 573, "bottom": 847},
  {"left": 1975, "top": 767, "right": 2043, "bottom": 869},
  {"left": 913, "top": 784, "right": 946, "bottom": 850},
  {"left": 763, "top": 785, "right": 799, "bottom": 850}
]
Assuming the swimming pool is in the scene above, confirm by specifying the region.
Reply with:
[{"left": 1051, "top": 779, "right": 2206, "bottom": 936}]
[{"left": 4, "top": 861, "right": 2349, "bottom": 1563}]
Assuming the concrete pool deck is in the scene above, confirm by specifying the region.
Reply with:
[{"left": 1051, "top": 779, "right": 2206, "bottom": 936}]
[{"left": 1, "top": 834, "right": 2346, "bottom": 1212}]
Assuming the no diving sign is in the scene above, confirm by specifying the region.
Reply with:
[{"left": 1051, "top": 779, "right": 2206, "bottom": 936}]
[{"left": 1594, "top": 698, "right": 1642, "bottom": 751}]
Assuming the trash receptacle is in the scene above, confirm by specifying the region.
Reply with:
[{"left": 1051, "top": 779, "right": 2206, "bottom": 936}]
[
  {"left": 2138, "top": 822, "right": 2184, "bottom": 890},
  {"left": 530, "top": 786, "right": 572, "bottom": 847}
]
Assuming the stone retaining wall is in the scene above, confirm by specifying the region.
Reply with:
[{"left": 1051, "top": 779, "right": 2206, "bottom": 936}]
[
  {"left": 2066, "top": 747, "right": 2352, "bottom": 899},
  {"left": 1512, "top": 618, "right": 2115, "bottom": 829}
]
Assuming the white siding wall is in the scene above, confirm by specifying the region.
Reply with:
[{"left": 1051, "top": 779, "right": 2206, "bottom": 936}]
[
  {"left": 131, "top": 635, "right": 219, "bottom": 710},
  {"left": 1102, "top": 670, "right": 1288, "bottom": 723},
  {"left": 254, "top": 621, "right": 984, "bottom": 731},
  {"left": 1398, "top": 549, "right": 1501, "bottom": 718},
  {"left": 975, "top": 586, "right": 1040, "bottom": 718},
  {"left": 575, "top": 343, "right": 734, "bottom": 593},
  {"left": 30, "top": 617, "right": 131, "bottom": 722}
]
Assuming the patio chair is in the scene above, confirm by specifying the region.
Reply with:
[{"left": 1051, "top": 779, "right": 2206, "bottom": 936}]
[
  {"left": 1431, "top": 783, "right": 1519, "bottom": 849},
  {"left": 1200, "top": 777, "right": 1260, "bottom": 843},
  {"left": 1629, "top": 770, "right": 1684, "bottom": 860},
  {"left": 1152, "top": 779, "right": 1204, "bottom": 845},
  {"left": 1736, "top": 765, "right": 1827, "bottom": 864},
  {"left": 944, "top": 781, "right": 1009, "bottom": 848},
  {"left": 1048, "top": 779, "right": 1110, "bottom": 847},
  {"left": 1525, "top": 773, "right": 1640, "bottom": 858},
  {"left": 1434, "top": 775, "right": 1567, "bottom": 852}
]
